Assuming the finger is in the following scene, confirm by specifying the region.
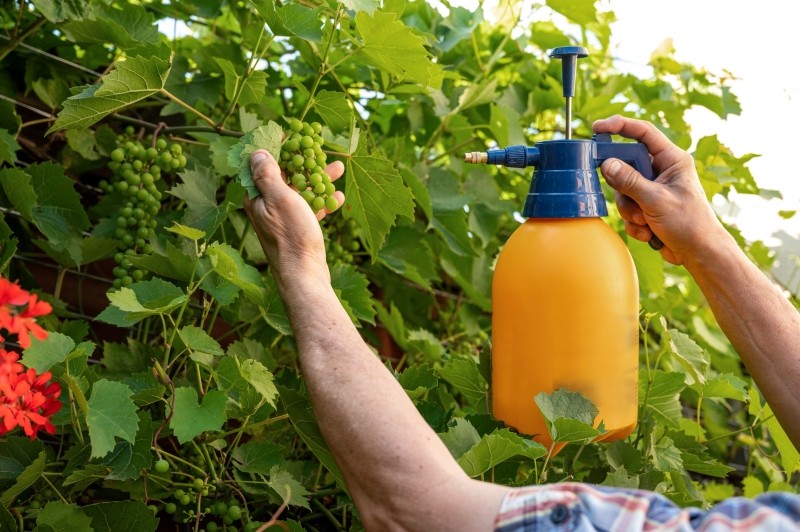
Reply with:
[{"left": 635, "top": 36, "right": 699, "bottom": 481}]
[
  {"left": 315, "top": 190, "right": 346, "bottom": 221},
  {"left": 324, "top": 160, "right": 345, "bottom": 183},
  {"left": 592, "top": 115, "right": 675, "bottom": 158},
  {"left": 614, "top": 192, "right": 646, "bottom": 225},
  {"left": 251, "top": 150, "right": 285, "bottom": 197},
  {"left": 623, "top": 219, "right": 653, "bottom": 243},
  {"left": 600, "top": 158, "right": 661, "bottom": 210}
]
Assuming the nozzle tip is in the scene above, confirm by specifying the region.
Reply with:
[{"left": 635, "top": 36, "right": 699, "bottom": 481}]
[{"left": 464, "top": 151, "right": 488, "bottom": 164}]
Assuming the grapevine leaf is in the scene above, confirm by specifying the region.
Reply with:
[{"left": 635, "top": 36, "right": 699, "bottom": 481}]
[
  {"left": 0, "top": 163, "right": 89, "bottom": 264},
  {"left": 228, "top": 121, "right": 283, "bottom": 199},
  {"left": 398, "top": 363, "right": 438, "bottom": 400},
  {"left": 102, "top": 412, "right": 153, "bottom": 481},
  {"left": 102, "top": 278, "right": 187, "bottom": 325},
  {"left": 546, "top": 0, "right": 597, "bottom": 27},
  {"left": 48, "top": 56, "right": 171, "bottom": 133},
  {"left": 210, "top": 136, "right": 240, "bottom": 176},
  {"left": 178, "top": 326, "right": 224, "bottom": 357},
  {"left": 0, "top": 129, "right": 19, "bottom": 165},
  {"left": 0, "top": 451, "right": 46, "bottom": 506},
  {"left": 30, "top": 0, "right": 88, "bottom": 22},
  {"left": 330, "top": 263, "right": 375, "bottom": 325},
  {"left": 438, "top": 357, "right": 488, "bottom": 404},
  {"left": 429, "top": 168, "right": 474, "bottom": 256},
  {"left": 61, "top": 4, "right": 159, "bottom": 48},
  {"left": 312, "top": 90, "right": 353, "bottom": 134},
  {"left": 170, "top": 165, "right": 233, "bottom": 236},
  {"left": 534, "top": 389, "right": 599, "bottom": 428},
  {"left": 439, "top": 418, "right": 481, "bottom": 459},
  {"left": 408, "top": 329, "right": 443, "bottom": 361},
  {"left": 457, "top": 429, "right": 547, "bottom": 477},
  {"left": 166, "top": 223, "right": 206, "bottom": 241},
  {"left": 128, "top": 241, "right": 194, "bottom": 282},
  {"left": 86, "top": 380, "right": 139, "bottom": 458},
  {"left": 742, "top": 476, "right": 765, "bottom": 498},
  {"left": 628, "top": 238, "right": 665, "bottom": 296},
  {"left": 277, "top": 381, "right": 345, "bottom": 486},
  {"left": 650, "top": 436, "right": 684, "bottom": 473},
  {"left": 702, "top": 374, "right": 748, "bottom": 401},
  {"left": 252, "top": 0, "right": 324, "bottom": 42},
  {"left": 378, "top": 226, "right": 437, "bottom": 291},
  {"left": 206, "top": 242, "right": 268, "bottom": 307},
  {"left": 552, "top": 418, "right": 602, "bottom": 443},
  {"left": 0, "top": 213, "right": 16, "bottom": 272},
  {"left": 268, "top": 466, "right": 311, "bottom": 509},
  {"left": 663, "top": 323, "right": 710, "bottom": 386},
  {"left": 215, "top": 357, "right": 265, "bottom": 418},
  {"left": 354, "top": 11, "right": 443, "bottom": 87},
  {"left": 169, "top": 388, "right": 227, "bottom": 444},
  {"left": 601, "top": 466, "right": 640, "bottom": 489},
  {"left": 344, "top": 138, "right": 415, "bottom": 257},
  {"left": 36, "top": 502, "right": 93, "bottom": 532},
  {"left": 213, "top": 58, "right": 268, "bottom": 106},
  {"left": 81, "top": 501, "right": 158, "bottom": 532},
  {"left": 640, "top": 370, "right": 685, "bottom": 427},
  {"left": 0, "top": 437, "right": 44, "bottom": 488},
  {"left": 238, "top": 359, "right": 279, "bottom": 407},
  {"left": 232, "top": 441, "right": 283, "bottom": 474},
  {"left": 341, "top": 0, "right": 379, "bottom": 14},
  {"left": 765, "top": 414, "right": 800, "bottom": 474},
  {"left": 21, "top": 332, "right": 76, "bottom": 373}
]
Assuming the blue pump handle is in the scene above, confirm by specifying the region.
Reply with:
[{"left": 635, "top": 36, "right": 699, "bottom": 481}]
[{"left": 593, "top": 133, "right": 654, "bottom": 181}]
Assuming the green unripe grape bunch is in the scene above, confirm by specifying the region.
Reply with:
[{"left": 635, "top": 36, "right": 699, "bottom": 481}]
[
  {"left": 279, "top": 119, "right": 339, "bottom": 214},
  {"left": 99, "top": 127, "right": 188, "bottom": 290}
]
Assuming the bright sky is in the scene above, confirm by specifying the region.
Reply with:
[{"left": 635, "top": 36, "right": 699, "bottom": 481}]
[{"left": 604, "top": 0, "right": 800, "bottom": 241}]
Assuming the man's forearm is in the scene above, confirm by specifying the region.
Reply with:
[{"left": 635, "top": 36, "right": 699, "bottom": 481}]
[
  {"left": 276, "top": 275, "right": 508, "bottom": 530},
  {"left": 685, "top": 232, "right": 800, "bottom": 449}
]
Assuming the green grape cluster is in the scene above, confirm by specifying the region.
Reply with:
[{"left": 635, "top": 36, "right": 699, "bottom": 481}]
[
  {"left": 279, "top": 118, "right": 339, "bottom": 214},
  {"left": 98, "top": 127, "right": 187, "bottom": 288},
  {"left": 325, "top": 217, "right": 362, "bottom": 264}
]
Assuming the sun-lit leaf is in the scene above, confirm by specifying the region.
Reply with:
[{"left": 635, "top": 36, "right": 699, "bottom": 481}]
[
  {"left": 354, "top": 11, "right": 443, "bottom": 87},
  {"left": 344, "top": 138, "right": 415, "bottom": 257},
  {"left": 48, "top": 56, "right": 171, "bottom": 133},
  {"left": 457, "top": 429, "right": 546, "bottom": 477},
  {"left": 21, "top": 332, "right": 76, "bottom": 373}
]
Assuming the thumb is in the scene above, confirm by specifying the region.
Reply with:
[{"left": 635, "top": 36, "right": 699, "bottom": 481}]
[
  {"left": 251, "top": 150, "right": 284, "bottom": 197},
  {"left": 600, "top": 158, "right": 659, "bottom": 207}
]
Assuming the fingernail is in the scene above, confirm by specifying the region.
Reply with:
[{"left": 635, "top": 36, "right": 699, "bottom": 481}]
[
  {"left": 252, "top": 151, "right": 267, "bottom": 163},
  {"left": 607, "top": 160, "right": 621, "bottom": 175}
]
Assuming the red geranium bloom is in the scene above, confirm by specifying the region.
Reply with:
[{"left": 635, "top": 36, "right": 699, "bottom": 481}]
[
  {"left": 0, "top": 349, "right": 24, "bottom": 377},
  {"left": 4, "top": 294, "right": 51, "bottom": 349},
  {"left": 0, "top": 278, "right": 30, "bottom": 307},
  {"left": 0, "top": 365, "right": 61, "bottom": 439}
]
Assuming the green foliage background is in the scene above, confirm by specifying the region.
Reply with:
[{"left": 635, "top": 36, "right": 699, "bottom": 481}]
[{"left": 0, "top": 0, "right": 798, "bottom": 530}]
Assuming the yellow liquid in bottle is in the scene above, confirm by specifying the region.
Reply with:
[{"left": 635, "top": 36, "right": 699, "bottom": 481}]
[{"left": 492, "top": 218, "right": 639, "bottom": 448}]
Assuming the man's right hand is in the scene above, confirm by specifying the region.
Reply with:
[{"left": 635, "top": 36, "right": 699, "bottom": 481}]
[{"left": 592, "top": 115, "right": 731, "bottom": 266}]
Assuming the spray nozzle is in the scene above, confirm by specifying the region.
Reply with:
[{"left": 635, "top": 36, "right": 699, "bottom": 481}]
[{"left": 550, "top": 46, "right": 588, "bottom": 139}]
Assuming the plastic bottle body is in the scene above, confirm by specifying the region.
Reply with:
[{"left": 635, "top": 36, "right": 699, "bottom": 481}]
[{"left": 492, "top": 218, "right": 639, "bottom": 448}]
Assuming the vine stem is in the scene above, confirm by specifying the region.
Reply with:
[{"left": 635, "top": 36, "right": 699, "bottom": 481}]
[
  {"left": 159, "top": 89, "right": 217, "bottom": 128},
  {"left": 217, "top": 31, "right": 274, "bottom": 130},
  {"left": 41, "top": 474, "right": 69, "bottom": 504},
  {"left": 0, "top": 15, "right": 46, "bottom": 63},
  {"left": 299, "top": 6, "right": 344, "bottom": 120}
]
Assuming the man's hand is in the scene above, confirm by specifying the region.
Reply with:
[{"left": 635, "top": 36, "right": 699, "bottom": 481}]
[
  {"left": 593, "top": 115, "right": 729, "bottom": 266},
  {"left": 242, "top": 149, "right": 345, "bottom": 285}
]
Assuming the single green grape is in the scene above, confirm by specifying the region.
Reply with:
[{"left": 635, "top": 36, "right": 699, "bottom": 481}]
[
  {"left": 325, "top": 195, "right": 339, "bottom": 212},
  {"left": 311, "top": 196, "right": 325, "bottom": 212},
  {"left": 110, "top": 148, "right": 125, "bottom": 162}
]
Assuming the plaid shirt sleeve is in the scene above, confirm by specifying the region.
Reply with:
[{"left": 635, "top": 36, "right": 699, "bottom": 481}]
[{"left": 494, "top": 482, "right": 800, "bottom": 531}]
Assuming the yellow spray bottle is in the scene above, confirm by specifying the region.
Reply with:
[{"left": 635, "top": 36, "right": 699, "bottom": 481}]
[{"left": 464, "top": 47, "right": 661, "bottom": 449}]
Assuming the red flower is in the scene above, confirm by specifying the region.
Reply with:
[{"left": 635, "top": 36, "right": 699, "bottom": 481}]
[
  {"left": 0, "top": 279, "right": 52, "bottom": 348},
  {"left": 0, "top": 355, "right": 61, "bottom": 439},
  {"left": 0, "top": 278, "right": 30, "bottom": 308},
  {"left": 6, "top": 294, "right": 52, "bottom": 348},
  {"left": 0, "top": 349, "right": 24, "bottom": 377}
]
